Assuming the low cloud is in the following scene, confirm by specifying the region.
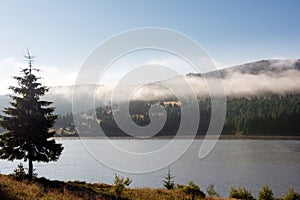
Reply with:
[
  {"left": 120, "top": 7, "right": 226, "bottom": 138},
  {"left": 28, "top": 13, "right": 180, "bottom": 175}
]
[
  {"left": 2, "top": 58, "right": 300, "bottom": 114},
  {"left": 0, "top": 57, "right": 23, "bottom": 94},
  {"left": 215, "top": 69, "right": 300, "bottom": 97},
  {"left": 104, "top": 59, "right": 300, "bottom": 101},
  {"left": 0, "top": 57, "right": 76, "bottom": 95},
  {"left": 49, "top": 66, "right": 300, "bottom": 105}
]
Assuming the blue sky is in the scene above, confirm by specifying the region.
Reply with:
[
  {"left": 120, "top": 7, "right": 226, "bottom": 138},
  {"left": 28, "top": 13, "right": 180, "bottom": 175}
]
[{"left": 0, "top": 0, "right": 300, "bottom": 93}]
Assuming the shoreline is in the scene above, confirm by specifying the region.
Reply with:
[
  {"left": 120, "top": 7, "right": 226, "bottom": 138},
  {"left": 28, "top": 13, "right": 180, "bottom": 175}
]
[{"left": 54, "top": 135, "right": 300, "bottom": 140}]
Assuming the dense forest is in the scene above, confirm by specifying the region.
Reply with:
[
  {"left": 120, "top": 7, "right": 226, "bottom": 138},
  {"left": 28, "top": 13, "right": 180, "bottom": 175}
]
[
  {"left": 224, "top": 93, "right": 300, "bottom": 135},
  {"left": 53, "top": 93, "right": 300, "bottom": 137}
]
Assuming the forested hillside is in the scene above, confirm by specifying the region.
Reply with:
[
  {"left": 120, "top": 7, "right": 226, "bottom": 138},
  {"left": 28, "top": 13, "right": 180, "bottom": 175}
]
[
  {"left": 54, "top": 93, "right": 300, "bottom": 136},
  {"left": 223, "top": 93, "right": 300, "bottom": 135}
]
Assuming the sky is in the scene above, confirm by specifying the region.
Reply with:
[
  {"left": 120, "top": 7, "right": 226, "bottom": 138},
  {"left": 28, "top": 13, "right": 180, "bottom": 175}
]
[{"left": 0, "top": 0, "right": 300, "bottom": 94}]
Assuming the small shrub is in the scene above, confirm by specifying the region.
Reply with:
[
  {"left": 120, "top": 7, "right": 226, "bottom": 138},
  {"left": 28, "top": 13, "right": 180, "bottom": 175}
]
[
  {"left": 113, "top": 173, "right": 132, "bottom": 198},
  {"left": 229, "top": 186, "right": 254, "bottom": 200},
  {"left": 13, "top": 163, "right": 27, "bottom": 181},
  {"left": 206, "top": 184, "right": 219, "bottom": 197},
  {"left": 176, "top": 183, "right": 184, "bottom": 189},
  {"left": 12, "top": 163, "right": 38, "bottom": 181},
  {"left": 258, "top": 184, "right": 274, "bottom": 200},
  {"left": 284, "top": 188, "right": 300, "bottom": 200},
  {"left": 182, "top": 181, "right": 205, "bottom": 200},
  {"left": 163, "top": 167, "right": 175, "bottom": 190}
]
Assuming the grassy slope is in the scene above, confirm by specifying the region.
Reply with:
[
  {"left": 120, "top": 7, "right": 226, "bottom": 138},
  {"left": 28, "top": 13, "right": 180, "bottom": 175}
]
[
  {"left": 0, "top": 174, "right": 222, "bottom": 200},
  {"left": 0, "top": 174, "right": 84, "bottom": 200}
]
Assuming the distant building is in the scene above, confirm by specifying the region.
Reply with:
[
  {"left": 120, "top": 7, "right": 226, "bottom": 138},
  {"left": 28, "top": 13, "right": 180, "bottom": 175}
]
[{"left": 163, "top": 101, "right": 182, "bottom": 106}]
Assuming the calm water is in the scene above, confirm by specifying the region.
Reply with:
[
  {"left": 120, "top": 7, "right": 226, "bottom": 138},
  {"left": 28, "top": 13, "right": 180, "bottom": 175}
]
[{"left": 0, "top": 139, "right": 299, "bottom": 197}]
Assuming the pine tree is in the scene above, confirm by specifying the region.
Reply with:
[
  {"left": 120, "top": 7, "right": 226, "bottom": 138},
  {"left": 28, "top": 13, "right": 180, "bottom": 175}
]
[
  {"left": 0, "top": 50, "right": 63, "bottom": 180},
  {"left": 163, "top": 167, "right": 175, "bottom": 190},
  {"left": 258, "top": 184, "right": 274, "bottom": 200}
]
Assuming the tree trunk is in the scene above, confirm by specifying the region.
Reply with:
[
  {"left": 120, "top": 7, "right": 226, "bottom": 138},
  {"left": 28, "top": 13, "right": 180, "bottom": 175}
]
[{"left": 28, "top": 158, "right": 33, "bottom": 181}]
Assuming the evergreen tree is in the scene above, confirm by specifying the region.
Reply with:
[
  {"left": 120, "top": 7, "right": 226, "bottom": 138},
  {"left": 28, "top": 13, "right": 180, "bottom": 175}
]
[
  {"left": 206, "top": 184, "right": 219, "bottom": 197},
  {"left": 284, "top": 188, "right": 300, "bottom": 200},
  {"left": 163, "top": 167, "right": 175, "bottom": 190},
  {"left": 113, "top": 173, "right": 132, "bottom": 198},
  {"left": 0, "top": 50, "right": 63, "bottom": 180},
  {"left": 182, "top": 181, "right": 206, "bottom": 200},
  {"left": 258, "top": 184, "right": 274, "bottom": 200}
]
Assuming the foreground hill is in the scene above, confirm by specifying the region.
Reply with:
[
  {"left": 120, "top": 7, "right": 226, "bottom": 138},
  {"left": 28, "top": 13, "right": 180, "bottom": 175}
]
[
  {"left": 1, "top": 174, "right": 299, "bottom": 200},
  {"left": 0, "top": 174, "right": 217, "bottom": 200}
]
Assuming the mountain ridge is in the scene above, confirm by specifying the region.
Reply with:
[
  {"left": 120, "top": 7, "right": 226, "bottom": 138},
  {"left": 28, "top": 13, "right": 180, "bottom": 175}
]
[
  {"left": 0, "top": 58, "right": 299, "bottom": 115},
  {"left": 187, "top": 58, "right": 300, "bottom": 78}
]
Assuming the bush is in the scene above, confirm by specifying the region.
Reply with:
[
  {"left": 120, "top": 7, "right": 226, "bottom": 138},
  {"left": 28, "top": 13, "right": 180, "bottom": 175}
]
[
  {"left": 13, "top": 163, "right": 27, "bottom": 181},
  {"left": 258, "top": 184, "right": 274, "bottom": 200},
  {"left": 284, "top": 188, "right": 300, "bottom": 200},
  {"left": 113, "top": 173, "right": 132, "bottom": 198},
  {"left": 12, "top": 163, "right": 38, "bottom": 181},
  {"left": 206, "top": 184, "right": 219, "bottom": 197},
  {"left": 181, "top": 181, "right": 205, "bottom": 200},
  {"left": 229, "top": 186, "right": 254, "bottom": 200}
]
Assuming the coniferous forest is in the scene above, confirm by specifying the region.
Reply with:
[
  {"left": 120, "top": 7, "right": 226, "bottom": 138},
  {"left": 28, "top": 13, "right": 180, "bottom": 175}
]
[{"left": 54, "top": 93, "right": 300, "bottom": 137}]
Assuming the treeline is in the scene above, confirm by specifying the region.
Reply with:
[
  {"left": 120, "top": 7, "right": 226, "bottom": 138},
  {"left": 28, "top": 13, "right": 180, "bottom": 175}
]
[
  {"left": 224, "top": 94, "right": 300, "bottom": 135},
  {"left": 54, "top": 93, "right": 300, "bottom": 136}
]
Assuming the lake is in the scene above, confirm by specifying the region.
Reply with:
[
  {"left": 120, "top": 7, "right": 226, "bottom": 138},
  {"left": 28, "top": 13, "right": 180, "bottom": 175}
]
[{"left": 0, "top": 139, "right": 299, "bottom": 197}]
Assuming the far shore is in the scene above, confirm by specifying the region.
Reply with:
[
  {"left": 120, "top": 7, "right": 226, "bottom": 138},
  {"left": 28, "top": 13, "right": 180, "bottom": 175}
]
[{"left": 53, "top": 134, "right": 300, "bottom": 140}]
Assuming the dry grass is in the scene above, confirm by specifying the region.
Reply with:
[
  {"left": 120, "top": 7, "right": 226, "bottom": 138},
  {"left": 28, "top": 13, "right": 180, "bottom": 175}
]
[
  {"left": 124, "top": 187, "right": 190, "bottom": 200},
  {"left": 123, "top": 187, "right": 235, "bottom": 200},
  {"left": 0, "top": 174, "right": 237, "bottom": 200},
  {"left": 0, "top": 174, "right": 83, "bottom": 200}
]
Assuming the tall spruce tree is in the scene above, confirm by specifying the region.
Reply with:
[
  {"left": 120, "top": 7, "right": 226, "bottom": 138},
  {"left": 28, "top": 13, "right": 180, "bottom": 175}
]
[
  {"left": 163, "top": 167, "right": 175, "bottom": 190},
  {"left": 0, "top": 50, "right": 63, "bottom": 180}
]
